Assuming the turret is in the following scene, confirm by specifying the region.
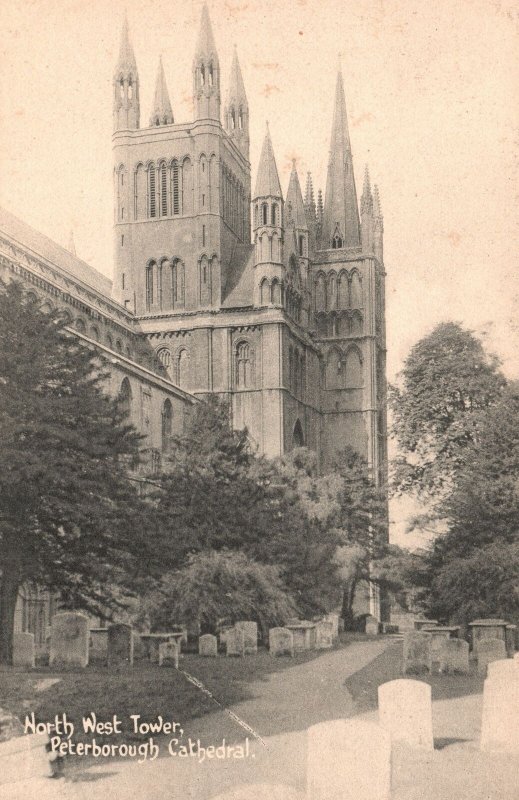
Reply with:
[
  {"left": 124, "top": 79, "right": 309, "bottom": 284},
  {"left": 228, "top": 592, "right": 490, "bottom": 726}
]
[
  {"left": 253, "top": 124, "right": 284, "bottom": 307},
  {"left": 225, "top": 47, "right": 249, "bottom": 160},
  {"left": 149, "top": 56, "right": 174, "bottom": 126},
  {"left": 193, "top": 4, "right": 220, "bottom": 122},
  {"left": 113, "top": 16, "right": 139, "bottom": 132},
  {"left": 285, "top": 161, "right": 310, "bottom": 325},
  {"left": 304, "top": 171, "right": 317, "bottom": 254},
  {"left": 373, "top": 185, "right": 384, "bottom": 263},
  {"left": 360, "top": 165, "right": 374, "bottom": 252},
  {"left": 322, "top": 69, "right": 360, "bottom": 249}
]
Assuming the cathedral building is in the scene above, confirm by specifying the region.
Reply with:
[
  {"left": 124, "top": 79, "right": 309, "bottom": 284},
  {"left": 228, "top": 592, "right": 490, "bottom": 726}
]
[{"left": 0, "top": 4, "right": 388, "bottom": 642}]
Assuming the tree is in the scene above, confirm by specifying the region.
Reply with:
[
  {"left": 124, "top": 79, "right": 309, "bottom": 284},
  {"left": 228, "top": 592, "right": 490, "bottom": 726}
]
[
  {"left": 390, "top": 322, "right": 505, "bottom": 505},
  {"left": 0, "top": 282, "right": 155, "bottom": 663},
  {"left": 146, "top": 550, "right": 297, "bottom": 637}
]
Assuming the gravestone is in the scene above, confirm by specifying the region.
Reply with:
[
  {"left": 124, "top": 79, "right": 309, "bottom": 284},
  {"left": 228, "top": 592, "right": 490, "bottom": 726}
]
[
  {"left": 226, "top": 627, "right": 245, "bottom": 657},
  {"left": 199, "top": 634, "right": 218, "bottom": 657},
  {"left": 480, "top": 673, "right": 519, "bottom": 752},
  {"left": 378, "top": 679, "right": 434, "bottom": 750},
  {"left": 477, "top": 638, "right": 507, "bottom": 676},
  {"left": 365, "top": 615, "right": 379, "bottom": 635},
  {"left": 12, "top": 632, "right": 35, "bottom": 668},
  {"left": 316, "top": 620, "right": 334, "bottom": 649},
  {"left": 307, "top": 719, "right": 391, "bottom": 800},
  {"left": 89, "top": 628, "right": 108, "bottom": 658},
  {"left": 423, "top": 627, "right": 460, "bottom": 670},
  {"left": 107, "top": 623, "right": 133, "bottom": 668},
  {"left": 325, "top": 613, "right": 340, "bottom": 640},
  {"left": 487, "top": 659, "right": 518, "bottom": 682},
  {"left": 414, "top": 619, "right": 438, "bottom": 631},
  {"left": 235, "top": 621, "right": 258, "bottom": 654},
  {"left": 469, "top": 619, "right": 507, "bottom": 653},
  {"left": 505, "top": 624, "right": 516, "bottom": 657},
  {"left": 158, "top": 640, "right": 179, "bottom": 667},
  {"left": 285, "top": 622, "right": 316, "bottom": 652},
  {"left": 269, "top": 627, "right": 294, "bottom": 657},
  {"left": 402, "top": 631, "right": 432, "bottom": 675},
  {"left": 49, "top": 612, "right": 89, "bottom": 667},
  {"left": 439, "top": 638, "right": 469, "bottom": 674}
]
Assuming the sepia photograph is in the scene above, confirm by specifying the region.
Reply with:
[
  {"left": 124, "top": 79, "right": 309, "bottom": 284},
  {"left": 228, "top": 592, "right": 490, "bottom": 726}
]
[{"left": 0, "top": 0, "right": 518, "bottom": 797}]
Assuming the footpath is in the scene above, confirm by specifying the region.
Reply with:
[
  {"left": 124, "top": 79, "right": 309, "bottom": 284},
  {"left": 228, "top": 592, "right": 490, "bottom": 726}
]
[{"left": 6, "top": 639, "right": 519, "bottom": 800}]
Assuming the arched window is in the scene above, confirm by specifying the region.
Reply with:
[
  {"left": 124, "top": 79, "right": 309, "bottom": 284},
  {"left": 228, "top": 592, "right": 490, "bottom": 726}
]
[
  {"left": 316, "top": 313, "right": 328, "bottom": 338},
  {"left": 75, "top": 318, "right": 86, "bottom": 333},
  {"left": 315, "top": 273, "right": 326, "bottom": 311},
  {"left": 106, "top": 333, "right": 113, "bottom": 349},
  {"left": 159, "top": 162, "right": 168, "bottom": 216},
  {"left": 338, "top": 313, "right": 349, "bottom": 337},
  {"left": 90, "top": 326, "right": 100, "bottom": 342},
  {"left": 332, "top": 225, "right": 343, "bottom": 249},
  {"left": 338, "top": 271, "right": 348, "bottom": 309},
  {"left": 148, "top": 164, "right": 157, "bottom": 218},
  {"left": 135, "top": 164, "right": 146, "bottom": 219},
  {"left": 115, "top": 339, "right": 123, "bottom": 353},
  {"left": 344, "top": 347, "right": 363, "bottom": 388},
  {"left": 292, "top": 419, "right": 304, "bottom": 448},
  {"left": 350, "top": 271, "right": 363, "bottom": 308},
  {"left": 350, "top": 311, "right": 363, "bottom": 336},
  {"left": 171, "top": 259, "right": 185, "bottom": 308},
  {"left": 157, "top": 347, "right": 171, "bottom": 369},
  {"left": 327, "top": 273, "right": 337, "bottom": 310},
  {"left": 298, "top": 235, "right": 304, "bottom": 257},
  {"left": 162, "top": 399, "right": 173, "bottom": 453},
  {"left": 119, "top": 377, "right": 132, "bottom": 419},
  {"left": 271, "top": 232, "right": 279, "bottom": 262},
  {"left": 200, "top": 64, "right": 205, "bottom": 86},
  {"left": 271, "top": 203, "right": 278, "bottom": 226},
  {"left": 176, "top": 349, "right": 189, "bottom": 388},
  {"left": 261, "top": 203, "right": 268, "bottom": 226},
  {"left": 236, "top": 341, "right": 252, "bottom": 389},
  {"left": 260, "top": 277, "right": 270, "bottom": 305},
  {"left": 182, "top": 157, "right": 193, "bottom": 215},
  {"left": 326, "top": 347, "right": 346, "bottom": 389},
  {"left": 146, "top": 262, "right": 155, "bottom": 310},
  {"left": 271, "top": 278, "right": 282, "bottom": 305},
  {"left": 40, "top": 302, "right": 53, "bottom": 314},
  {"left": 171, "top": 160, "right": 180, "bottom": 215},
  {"left": 200, "top": 255, "right": 211, "bottom": 305}
]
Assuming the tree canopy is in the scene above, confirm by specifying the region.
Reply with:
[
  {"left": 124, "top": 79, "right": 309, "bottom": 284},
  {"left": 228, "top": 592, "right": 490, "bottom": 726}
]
[{"left": 0, "top": 282, "right": 155, "bottom": 663}]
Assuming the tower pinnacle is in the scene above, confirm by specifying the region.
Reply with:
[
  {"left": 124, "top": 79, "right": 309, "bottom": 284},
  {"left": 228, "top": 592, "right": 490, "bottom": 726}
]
[
  {"left": 254, "top": 124, "right": 282, "bottom": 199},
  {"left": 225, "top": 46, "right": 249, "bottom": 158},
  {"left": 286, "top": 161, "right": 307, "bottom": 228},
  {"left": 193, "top": 3, "right": 220, "bottom": 121},
  {"left": 113, "top": 15, "right": 139, "bottom": 131},
  {"left": 322, "top": 69, "right": 360, "bottom": 249},
  {"left": 150, "top": 56, "right": 174, "bottom": 126},
  {"left": 361, "top": 164, "right": 373, "bottom": 215}
]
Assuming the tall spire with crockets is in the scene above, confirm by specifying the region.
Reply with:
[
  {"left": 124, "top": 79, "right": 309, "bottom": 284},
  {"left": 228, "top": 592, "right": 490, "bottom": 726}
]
[
  {"left": 193, "top": 3, "right": 220, "bottom": 121},
  {"left": 322, "top": 69, "right": 360, "bottom": 249},
  {"left": 113, "top": 15, "right": 140, "bottom": 131},
  {"left": 225, "top": 46, "right": 249, "bottom": 159},
  {"left": 149, "top": 56, "right": 174, "bottom": 126}
]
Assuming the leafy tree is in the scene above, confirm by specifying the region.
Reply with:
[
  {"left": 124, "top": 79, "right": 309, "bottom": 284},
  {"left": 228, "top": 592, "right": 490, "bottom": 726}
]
[
  {"left": 147, "top": 550, "right": 297, "bottom": 636},
  {"left": 0, "top": 282, "right": 156, "bottom": 663},
  {"left": 390, "top": 322, "right": 505, "bottom": 505}
]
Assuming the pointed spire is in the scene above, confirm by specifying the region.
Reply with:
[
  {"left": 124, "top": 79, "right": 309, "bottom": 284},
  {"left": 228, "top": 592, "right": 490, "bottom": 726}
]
[
  {"left": 322, "top": 69, "right": 360, "bottom": 249},
  {"left": 227, "top": 46, "right": 247, "bottom": 106},
  {"left": 361, "top": 164, "right": 373, "bottom": 215},
  {"left": 150, "top": 56, "right": 174, "bottom": 126},
  {"left": 317, "top": 189, "right": 324, "bottom": 223},
  {"left": 286, "top": 160, "right": 307, "bottom": 229},
  {"left": 254, "top": 124, "right": 282, "bottom": 199},
  {"left": 116, "top": 14, "right": 137, "bottom": 74},
  {"left": 68, "top": 230, "right": 76, "bottom": 257},
  {"left": 373, "top": 184, "right": 382, "bottom": 219},
  {"left": 195, "top": 3, "right": 218, "bottom": 60},
  {"left": 304, "top": 172, "right": 315, "bottom": 210}
]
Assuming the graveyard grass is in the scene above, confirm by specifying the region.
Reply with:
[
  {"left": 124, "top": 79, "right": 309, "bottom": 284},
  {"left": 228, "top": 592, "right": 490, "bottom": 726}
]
[{"left": 0, "top": 639, "right": 351, "bottom": 758}]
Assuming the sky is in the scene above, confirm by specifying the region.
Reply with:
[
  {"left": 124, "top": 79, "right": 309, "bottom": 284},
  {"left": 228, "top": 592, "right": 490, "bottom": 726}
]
[{"left": 0, "top": 0, "right": 518, "bottom": 544}]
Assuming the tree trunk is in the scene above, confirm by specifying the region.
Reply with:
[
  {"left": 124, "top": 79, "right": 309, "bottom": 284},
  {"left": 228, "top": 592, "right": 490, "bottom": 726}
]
[
  {"left": 341, "top": 578, "right": 358, "bottom": 631},
  {"left": 0, "top": 571, "right": 21, "bottom": 665}
]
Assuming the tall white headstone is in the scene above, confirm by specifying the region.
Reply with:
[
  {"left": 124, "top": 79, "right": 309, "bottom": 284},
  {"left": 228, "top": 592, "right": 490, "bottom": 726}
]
[
  {"left": 306, "top": 719, "right": 391, "bottom": 800},
  {"left": 378, "top": 678, "right": 434, "bottom": 750},
  {"left": 480, "top": 673, "right": 519, "bottom": 752},
  {"left": 50, "top": 612, "right": 89, "bottom": 668}
]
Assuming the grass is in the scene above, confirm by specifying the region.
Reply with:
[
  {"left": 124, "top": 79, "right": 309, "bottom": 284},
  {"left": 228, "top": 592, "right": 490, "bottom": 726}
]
[
  {"left": 0, "top": 645, "right": 327, "bottom": 751},
  {"left": 345, "top": 640, "right": 486, "bottom": 714}
]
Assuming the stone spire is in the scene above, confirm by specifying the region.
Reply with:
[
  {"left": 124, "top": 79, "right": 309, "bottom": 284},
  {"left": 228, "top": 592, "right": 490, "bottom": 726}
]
[
  {"left": 361, "top": 165, "right": 373, "bottom": 215},
  {"left": 225, "top": 46, "right": 249, "bottom": 158},
  {"left": 193, "top": 3, "right": 220, "bottom": 121},
  {"left": 254, "top": 124, "right": 282, "bottom": 199},
  {"left": 304, "top": 172, "right": 316, "bottom": 211},
  {"left": 286, "top": 160, "right": 307, "bottom": 228},
  {"left": 149, "top": 56, "right": 174, "bottom": 126},
  {"left": 322, "top": 69, "right": 360, "bottom": 249},
  {"left": 373, "top": 184, "right": 383, "bottom": 219},
  {"left": 113, "top": 15, "right": 139, "bottom": 131}
]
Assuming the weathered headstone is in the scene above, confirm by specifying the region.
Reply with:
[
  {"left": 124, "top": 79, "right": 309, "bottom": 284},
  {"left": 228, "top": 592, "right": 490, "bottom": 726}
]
[
  {"left": 487, "top": 659, "right": 518, "bottom": 682},
  {"left": 316, "top": 620, "right": 334, "bottom": 649},
  {"left": 365, "top": 616, "right": 379, "bottom": 635},
  {"left": 307, "top": 719, "right": 391, "bottom": 800},
  {"left": 439, "top": 638, "right": 470, "bottom": 674},
  {"left": 269, "top": 627, "right": 294, "bottom": 657},
  {"left": 49, "top": 612, "right": 89, "bottom": 667},
  {"left": 285, "top": 621, "right": 316, "bottom": 652},
  {"left": 158, "top": 640, "right": 179, "bottom": 667},
  {"left": 12, "top": 633, "right": 35, "bottom": 668},
  {"left": 199, "top": 634, "right": 218, "bottom": 657},
  {"left": 107, "top": 623, "right": 133, "bottom": 668},
  {"left": 226, "top": 627, "right": 245, "bottom": 657},
  {"left": 477, "top": 638, "right": 507, "bottom": 676},
  {"left": 402, "top": 631, "right": 432, "bottom": 675},
  {"left": 480, "top": 673, "right": 519, "bottom": 752},
  {"left": 378, "top": 679, "right": 434, "bottom": 750},
  {"left": 325, "top": 613, "right": 340, "bottom": 640},
  {"left": 423, "top": 627, "right": 460, "bottom": 670},
  {"left": 89, "top": 628, "right": 108, "bottom": 657},
  {"left": 469, "top": 619, "right": 507, "bottom": 653},
  {"left": 235, "top": 621, "right": 258, "bottom": 654},
  {"left": 414, "top": 619, "right": 438, "bottom": 631}
]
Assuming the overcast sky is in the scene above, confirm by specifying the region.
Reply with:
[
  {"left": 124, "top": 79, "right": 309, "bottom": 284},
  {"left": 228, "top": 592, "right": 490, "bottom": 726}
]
[{"left": 1, "top": 0, "right": 518, "bottom": 543}]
